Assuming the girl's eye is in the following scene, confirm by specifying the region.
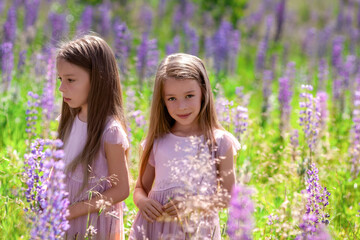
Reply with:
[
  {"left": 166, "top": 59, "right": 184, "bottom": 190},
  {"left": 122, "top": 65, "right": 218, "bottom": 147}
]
[
  {"left": 186, "top": 94, "right": 194, "bottom": 99},
  {"left": 58, "top": 77, "right": 62, "bottom": 82},
  {"left": 68, "top": 79, "right": 75, "bottom": 83},
  {"left": 167, "top": 97, "right": 176, "bottom": 101}
]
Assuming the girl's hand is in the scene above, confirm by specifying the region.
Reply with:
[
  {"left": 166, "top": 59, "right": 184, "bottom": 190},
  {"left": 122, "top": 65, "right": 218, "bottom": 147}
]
[
  {"left": 66, "top": 202, "right": 81, "bottom": 221},
  {"left": 138, "top": 198, "right": 163, "bottom": 222},
  {"left": 162, "top": 198, "right": 183, "bottom": 217}
]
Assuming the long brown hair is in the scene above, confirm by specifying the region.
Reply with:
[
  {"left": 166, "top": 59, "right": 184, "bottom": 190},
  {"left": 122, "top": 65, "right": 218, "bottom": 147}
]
[
  {"left": 139, "top": 53, "right": 222, "bottom": 187},
  {"left": 57, "top": 34, "right": 128, "bottom": 190}
]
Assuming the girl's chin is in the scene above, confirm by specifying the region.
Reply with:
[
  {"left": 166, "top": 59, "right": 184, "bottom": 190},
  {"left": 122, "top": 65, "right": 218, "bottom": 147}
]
[{"left": 64, "top": 102, "right": 77, "bottom": 109}]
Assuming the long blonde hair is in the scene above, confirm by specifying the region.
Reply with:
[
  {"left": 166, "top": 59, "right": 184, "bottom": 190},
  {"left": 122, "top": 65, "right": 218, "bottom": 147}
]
[
  {"left": 139, "top": 53, "right": 222, "bottom": 186},
  {"left": 57, "top": 34, "right": 128, "bottom": 190}
]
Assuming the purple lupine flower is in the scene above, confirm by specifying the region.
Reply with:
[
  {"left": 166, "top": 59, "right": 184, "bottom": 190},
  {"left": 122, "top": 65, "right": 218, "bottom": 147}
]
[
  {"left": 131, "top": 110, "right": 146, "bottom": 128},
  {"left": 297, "top": 224, "right": 331, "bottom": 240},
  {"left": 316, "top": 91, "right": 328, "bottom": 132},
  {"left": 227, "top": 184, "right": 254, "bottom": 240},
  {"left": 299, "top": 85, "right": 321, "bottom": 153},
  {"left": 317, "top": 26, "right": 332, "bottom": 58},
  {"left": 317, "top": 58, "right": 328, "bottom": 91},
  {"left": 267, "top": 213, "right": 279, "bottom": 225},
  {"left": 215, "top": 97, "right": 233, "bottom": 129},
  {"left": 212, "top": 20, "right": 232, "bottom": 73},
  {"left": 136, "top": 32, "right": 159, "bottom": 87},
  {"left": 331, "top": 36, "right": 344, "bottom": 73},
  {"left": 25, "top": 140, "right": 70, "bottom": 239},
  {"left": 256, "top": 16, "right": 273, "bottom": 72},
  {"left": 98, "top": 2, "right": 111, "bottom": 37},
  {"left": 336, "top": 0, "right": 344, "bottom": 31},
  {"left": 274, "top": 0, "right": 286, "bottom": 41},
  {"left": 172, "top": 0, "right": 195, "bottom": 32},
  {"left": 24, "top": 0, "right": 40, "bottom": 29},
  {"left": 23, "top": 139, "right": 47, "bottom": 212},
  {"left": 41, "top": 51, "right": 56, "bottom": 122},
  {"left": 3, "top": 6, "right": 17, "bottom": 43},
  {"left": 278, "top": 76, "right": 292, "bottom": 134},
  {"left": 1, "top": 42, "right": 14, "bottom": 91},
  {"left": 48, "top": 12, "right": 68, "bottom": 45},
  {"left": 233, "top": 106, "right": 248, "bottom": 142},
  {"left": 166, "top": 35, "right": 180, "bottom": 55},
  {"left": 340, "top": 55, "right": 357, "bottom": 89},
  {"left": 184, "top": 22, "right": 199, "bottom": 56},
  {"left": 302, "top": 28, "right": 316, "bottom": 57},
  {"left": 113, "top": 18, "right": 132, "bottom": 77},
  {"left": 297, "top": 163, "right": 331, "bottom": 238},
  {"left": 17, "top": 50, "right": 27, "bottom": 74},
  {"left": 138, "top": 5, "right": 153, "bottom": 33},
  {"left": 76, "top": 6, "right": 93, "bottom": 34},
  {"left": 23, "top": 139, "right": 69, "bottom": 237},
  {"left": 210, "top": 20, "right": 240, "bottom": 74},
  {"left": 26, "top": 91, "right": 41, "bottom": 138},
  {"left": 349, "top": 90, "right": 360, "bottom": 177}
]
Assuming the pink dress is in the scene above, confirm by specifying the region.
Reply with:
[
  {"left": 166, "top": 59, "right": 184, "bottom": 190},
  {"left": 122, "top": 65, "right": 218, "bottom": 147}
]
[
  {"left": 63, "top": 115, "right": 129, "bottom": 240},
  {"left": 130, "top": 129, "right": 240, "bottom": 240}
]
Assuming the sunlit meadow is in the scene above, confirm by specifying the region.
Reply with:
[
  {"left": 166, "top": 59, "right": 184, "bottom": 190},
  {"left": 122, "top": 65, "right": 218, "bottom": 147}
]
[{"left": 0, "top": 0, "right": 359, "bottom": 239}]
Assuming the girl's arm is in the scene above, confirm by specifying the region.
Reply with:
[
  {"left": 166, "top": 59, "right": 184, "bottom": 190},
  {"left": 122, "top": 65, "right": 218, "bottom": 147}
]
[
  {"left": 216, "top": 145, "right": 236, "bottom": 207},
  {"left": 67, "top": 142, "right": 130, "bottom": 220},
  {"left": 133, "top": 163, "right": 163, "bottom": 222}
]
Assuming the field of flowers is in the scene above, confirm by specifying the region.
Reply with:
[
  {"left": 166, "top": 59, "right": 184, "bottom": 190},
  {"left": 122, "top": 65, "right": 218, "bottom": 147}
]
[{"left": 0, "top": 0, "right": 359, "bottom": 239}]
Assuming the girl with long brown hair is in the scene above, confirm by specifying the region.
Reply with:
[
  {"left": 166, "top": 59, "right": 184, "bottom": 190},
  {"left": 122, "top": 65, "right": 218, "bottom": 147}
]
[
  {"left": 57, "top": 34, "right": 129, "bottom": 239},
  {"left": 130, "top": 53, "right": 240, "bottom": 239}
]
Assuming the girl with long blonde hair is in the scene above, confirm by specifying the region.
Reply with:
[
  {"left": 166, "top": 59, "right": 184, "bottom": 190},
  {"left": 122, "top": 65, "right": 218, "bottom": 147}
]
[{"left": 130, "top": 53, "right": 240, "bottom": 239}]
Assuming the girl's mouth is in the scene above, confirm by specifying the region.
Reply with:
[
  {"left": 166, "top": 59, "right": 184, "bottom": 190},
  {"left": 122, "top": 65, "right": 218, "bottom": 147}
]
[
  {"left": 177, "top": 113, "right": 191, "bottom": 119},
  {"left": 63, "top": 97, "right": 71, "bottom": 102}
]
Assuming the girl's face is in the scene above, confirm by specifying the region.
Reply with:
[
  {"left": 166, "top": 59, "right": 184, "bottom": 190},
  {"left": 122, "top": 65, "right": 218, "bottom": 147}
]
[
  {"left": 57, "top": 58, "right": 91, "bottom": 116},
  {"left": 163, "top": 78, "right": 202, "bottom": 132}
]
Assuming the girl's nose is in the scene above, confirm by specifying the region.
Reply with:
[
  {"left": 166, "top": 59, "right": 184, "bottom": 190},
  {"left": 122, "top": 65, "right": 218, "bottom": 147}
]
[
  {"left": 178, "top": 100, "right": 187, "bottom": 110},
  {"left": 58, "top": 81, "right": 65, "bottom": 92}
]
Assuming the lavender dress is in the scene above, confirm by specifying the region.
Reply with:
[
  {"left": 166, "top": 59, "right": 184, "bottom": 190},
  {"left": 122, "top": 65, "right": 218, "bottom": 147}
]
[
  {"left": 63, "top": 115, "right": 129, "bottom": 240},
  {"left": 130, "top": 129, "right": 240, "bottom": 240}
]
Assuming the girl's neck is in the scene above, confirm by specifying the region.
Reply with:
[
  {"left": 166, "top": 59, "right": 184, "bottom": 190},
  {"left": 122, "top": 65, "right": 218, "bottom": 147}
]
[
  {"left": 78, "top": 106, "right": 88, "bottom": 123},
  {"left": 171, "top": 122, "right": 202, "bottom": 137}
]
